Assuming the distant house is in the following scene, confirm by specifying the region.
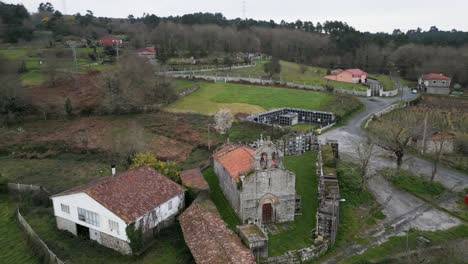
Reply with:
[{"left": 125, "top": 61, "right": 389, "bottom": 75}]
[
  {"left": 324, "top": 69, "right": 368, "bottom": 84},
  {"left": 136, "top": 46, "right": 157, "bottom": 62},
  {"left": 51, "top": 167, "right": 185, "bottom": 255},
  {"left": 99, "top": 36, "right": 123, "bottom": 46},
  {"left": 416, "top": 131, "right": 455, "bottom": 154},
  {"left": 418, "top": 73, "right": 451, "bottom": 95}
]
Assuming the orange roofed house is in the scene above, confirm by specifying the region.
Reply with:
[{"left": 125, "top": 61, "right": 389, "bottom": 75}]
[
  {"left": 213, "top": 139, "right": 297, "bottom": 225},
  {"left": 324, "top": 69, "right": 368, "bottom": 84},
  {"left": 50, "top": 167, "right": 185, "bottom": 255},
  {"left": 418, "top": 73, "right": 451, "bottom": 95}
]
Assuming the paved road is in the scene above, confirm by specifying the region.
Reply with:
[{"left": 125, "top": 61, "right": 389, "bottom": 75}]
[{"left": 318, "top": 88, "right": 465, "bottom": 263}]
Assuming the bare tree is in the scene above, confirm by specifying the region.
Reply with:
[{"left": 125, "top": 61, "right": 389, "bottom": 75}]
[
  {"left": 354, "top": 139, "right": 375, "bottom": 190},
  {"left": 369, "top": 110, "right": 420, "bottom": 170},
  {"left": 214, "top": 108, "right": 233, "bottom": 135}
]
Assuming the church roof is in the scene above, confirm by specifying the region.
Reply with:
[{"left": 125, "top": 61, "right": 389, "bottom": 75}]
[{"left": 213, "top": 144, "right": 255, "bottom": 183}]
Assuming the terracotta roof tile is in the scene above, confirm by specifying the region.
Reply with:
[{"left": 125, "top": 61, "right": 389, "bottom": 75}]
[
  {"left": 421, "top": 73, "right": 451, "bottom": 81},
  {"left": 180, "top": 168, "right": 209, "bottom": 191},
  {"left": 52, "top": 167, "right": 184, "bottom": 223},
  {"left": 179, "top": 194, "right": 255, "bottom": 264},
  {"left": 213, "top": 145, "right": 255, "bottom": 183},
  {"left": 346, "top": 69, "right": 367, "bottom": 75}
]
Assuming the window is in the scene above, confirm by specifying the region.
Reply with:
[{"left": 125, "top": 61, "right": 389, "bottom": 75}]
[
  {"left": 109, "top": 220, "right": 119, "bottom": 234},
  {"left": 168, "top": 200, "right": 173, "bottom": 210},
  {"left": 61, "top": 204, "right": 70, "bottom": 214},
  {"left": 268, "top": 178, "right": 272, "bottom": 186},
  {"left": 77, "top": 207, "right": 100, "bottom": 227}
]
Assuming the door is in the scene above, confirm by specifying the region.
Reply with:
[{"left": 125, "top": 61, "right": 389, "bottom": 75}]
[
  {"left": 262, "top": 203, "right": 273, "bottom": 224},
  {"left": 76, "top": 224, "right": 90, "bottom": 239}
]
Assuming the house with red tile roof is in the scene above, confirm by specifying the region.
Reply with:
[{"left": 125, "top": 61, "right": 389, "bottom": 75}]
[
  {"left": 50, "top": 167, "right": 185, "bottom": 255},
  {"left": 324, "top": 68, "right": 368, "bottom": 84},
  {"left": 179, "top": 193, "right": 256, "bottom": 264},
  {"left": 418, "top": 73, "right": 451, "bottom": 95},
  {"left": 213, "top": 139, "right": 297, "bottom": 225},
  {"left": 99, "top": 35, "right": 123, "bottom": 46}
]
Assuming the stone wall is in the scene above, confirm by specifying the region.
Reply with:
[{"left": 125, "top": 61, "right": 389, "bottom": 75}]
[
  {"left": 262, "top": 241, "right": 329, "bottom": 264},
  {"left": 100, "top": 231, "right": 132, "bottom": 255},
  {"left": 173, "top": 74, "right": 369, "bottom": 97},
  {"left": 56, "top": 216, "right": 77, "bottom": 235}
]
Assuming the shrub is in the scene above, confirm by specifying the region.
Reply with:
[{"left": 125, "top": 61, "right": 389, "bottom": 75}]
[
  {"left": 322, "top": 144, "right": 337, "bottom": 168},
  {"left": 0, "top": 173, "right": 7, "bottom": 193},
  {"left": 130, "top": 152, "right": 180, "bottom": 182},
  {"left": 126, "top": 223, "right": 144, "bottom": 253}
]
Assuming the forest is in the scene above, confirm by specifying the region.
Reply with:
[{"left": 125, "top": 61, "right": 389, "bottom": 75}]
[{"left": 1, "top": 1, "right": 468, "bottom": 85}]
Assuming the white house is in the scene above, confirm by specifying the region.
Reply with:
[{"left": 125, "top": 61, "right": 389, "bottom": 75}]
[{"left": 51, "top": 166, "right": 185, "bottom": 255}]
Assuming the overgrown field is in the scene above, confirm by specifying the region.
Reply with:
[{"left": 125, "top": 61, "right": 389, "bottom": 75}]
[
  {"left": 368, "top": 95, "right": 468, "bottom": 173},
  {"left": 194, "top": 60, "right": 368, "bottom": 91},
  {"left": 166, "top": 81, "right": 363, "bottom": 119}
]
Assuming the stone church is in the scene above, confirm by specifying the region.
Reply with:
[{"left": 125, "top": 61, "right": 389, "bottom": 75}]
[{"left": 213, "top": 138, "right": 297, "bottom": 225}]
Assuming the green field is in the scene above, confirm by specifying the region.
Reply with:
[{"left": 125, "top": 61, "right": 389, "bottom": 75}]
[
  {"left": 368, "top": 74, "right": 396, "bottom": 91},
  {"left": 195, "top": 60, "right": 368, "bottom": 91},
  {"left": 0, "top": 194, "right": 39, "bottom": 264},
  {"left": 268, "top": 152, "right": 319, "bottom": 256},
  {"left": 167, "top": 81, "right": 362, "bottom": 118}
]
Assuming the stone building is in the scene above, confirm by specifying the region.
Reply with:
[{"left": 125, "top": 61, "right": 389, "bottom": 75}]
[
  {"left": 50, "top": 167, "right": 185, "bottom": 255},
  {"left": 418, "top": 73, "right": 451, "bottom": 95},
  {"left": 213, "top": 140, "right": 297, "bottom": 225}
]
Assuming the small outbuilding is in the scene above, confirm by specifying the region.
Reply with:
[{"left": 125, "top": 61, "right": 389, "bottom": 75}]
[{"left": 237, "top": 224, "right": 269, "bottom": 258}]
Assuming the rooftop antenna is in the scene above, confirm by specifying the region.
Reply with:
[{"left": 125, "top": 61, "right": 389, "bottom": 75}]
[{"left": 242, "top": 0, "right": 247, "bottom": 19}]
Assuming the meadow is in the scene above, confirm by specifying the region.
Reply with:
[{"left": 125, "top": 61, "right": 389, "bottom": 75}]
[
  {"left": 166, "top": 81, "right": 362, "bottom": 120},
  {"left": 195, "top": 60, "right": 368, "bottom": 91}
]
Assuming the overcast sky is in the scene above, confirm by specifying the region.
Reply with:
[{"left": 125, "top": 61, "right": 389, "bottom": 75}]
[{"left": 5, "top": 0, "right": 468, "bottom": 33}]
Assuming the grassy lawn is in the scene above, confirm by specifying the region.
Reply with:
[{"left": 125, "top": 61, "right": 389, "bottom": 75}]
[
  {"left": 268, "top": 152, "right": 319, "bottom": 256},
  {"left": 21, "top": 206, "right": 193, "bottom": 264},
  {"left": 166, "top": 81, "right": 362, "bottom": 119},
  {"left": 0, "top": 154, "right": 114, "bottom": 193},
  {"left": 336, "top": 162, "right": 385, "bottom": 246},
  {"left": 202, "top": 167, "right": 241, "bottom": 230},
  {"left": 343, "top": 225, "right": 468, "bottom": 264},
  {"left": 0, "top": 194, "right": 39, "bottom": 264},
  {"left": 368, "top": 74, "right": 396, "bottom": 91},
  {"left": 196, "top": 60, "right": 368, "bottom": 91},
  {"left": 382, "top": 169, "right": 446, "bottom": 198}
]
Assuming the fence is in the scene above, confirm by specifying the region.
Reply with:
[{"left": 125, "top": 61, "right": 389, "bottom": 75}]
[
  {"left": 173, "top": 74, "right": 369, "bottom": 97},
  {"left": 17, "top": 209, "right": 65, "bottom": 264},
  {"left": 7, "top": 183, "right": 50, "bottom": 194},
  {"left": 162, "top": 62, "right": 256, "bottom": 74}
]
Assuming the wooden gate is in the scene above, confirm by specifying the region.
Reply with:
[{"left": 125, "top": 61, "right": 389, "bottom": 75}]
[{"left": 262, "top": 203, "right": 273, "bottom": 224}]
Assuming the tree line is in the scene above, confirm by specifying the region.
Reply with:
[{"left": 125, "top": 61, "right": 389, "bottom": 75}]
[{"left": 2, "top": 2, "right": 468, "bottom": 85}]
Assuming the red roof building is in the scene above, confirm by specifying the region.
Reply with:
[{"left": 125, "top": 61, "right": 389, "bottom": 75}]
[
  {"left": 51, "top": 167, "right": 185, "bottom": 255},
  {"left": 99, "top": 36, "right": 123, "bottom": 46},
  {"left": 421, "top": 73, "right": 451, "bottom": 81},
  {"left": 213, "top": 144, "right": 255, "bottom": 183},
  {"left": 324, "top": 68, "right": 368, "bottom": 84},
  {"left": 179, "top": 193, "right": 256, "bottom": 264},
  {"left": 180, "top": 168, "right": 209, "bottom": 191}
]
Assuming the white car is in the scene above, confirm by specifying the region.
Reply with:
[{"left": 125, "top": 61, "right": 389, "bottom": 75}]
[{"left": 412, "top": 89, "right": 418, "bottom": 94}]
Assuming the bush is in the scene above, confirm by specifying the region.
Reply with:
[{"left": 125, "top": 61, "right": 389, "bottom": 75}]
[
  {"left": 130, "top": 152, "right": 180, "bottom": 183},
  {"left": 322, "top": 144, "right": 337, "bottom": 168},
  {"left": 126, "top": 223, "right": 144, "bottom": 253}
]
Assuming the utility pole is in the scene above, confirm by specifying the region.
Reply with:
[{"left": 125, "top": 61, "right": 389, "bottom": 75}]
[
  {"left": 421, "top": 112, "right": 428, "bottom": 155},
  {"left": 70, "top": 44, "right": 80, "bottom": 90},
  {"left": 115, "top": 41, "right": 120, "bottom": 61},
  {"left": 242, "top": 0, "right": 247, "bottom": 19}
]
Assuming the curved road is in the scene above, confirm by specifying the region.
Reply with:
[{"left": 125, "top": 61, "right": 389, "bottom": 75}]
[{"left": 318, "top": 88, "right": 466, "bottom": 263}]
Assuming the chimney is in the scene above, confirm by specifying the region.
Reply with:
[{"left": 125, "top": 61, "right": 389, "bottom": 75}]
[{"left": 111, "top": 164, "right": 116, "bottom": 176}]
